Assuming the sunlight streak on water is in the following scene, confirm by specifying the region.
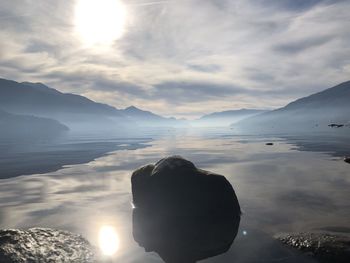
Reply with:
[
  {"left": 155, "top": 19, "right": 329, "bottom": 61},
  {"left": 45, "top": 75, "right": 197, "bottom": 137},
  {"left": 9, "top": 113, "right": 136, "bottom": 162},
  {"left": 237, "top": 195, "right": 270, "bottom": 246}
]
[{"left": 99, "top": 225, "right": 120, "bottom": 256}]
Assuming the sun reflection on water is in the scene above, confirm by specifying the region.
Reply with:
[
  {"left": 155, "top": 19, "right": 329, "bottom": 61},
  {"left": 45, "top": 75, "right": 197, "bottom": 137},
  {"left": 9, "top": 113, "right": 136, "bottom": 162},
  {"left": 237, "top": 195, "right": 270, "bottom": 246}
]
[{"left": 98, "top": 225, "right": 120, "bottom": 256}]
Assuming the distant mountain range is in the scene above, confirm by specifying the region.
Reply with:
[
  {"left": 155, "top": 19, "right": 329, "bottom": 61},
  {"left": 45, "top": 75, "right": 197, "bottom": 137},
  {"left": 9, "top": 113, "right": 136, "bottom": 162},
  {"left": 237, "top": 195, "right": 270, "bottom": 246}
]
[
  {"left": 0, "top": 78, "right": 184, "bottom": 131},
  {"left": 2, "top": 77, "right": 348, "bottom": 134},
  {"left": 235, "top": 81, "right": 350, "bottom": 132},
  {"left": 122, "top": 106, "right": 182, "bottom": 127},
  {"left": 0, "top": 109, "right": 68, "bottom": 137},
  {"left": 0, "top": 78, "right": 264, "bottom": 131},
  {"left": 194, "top": 109, "right": 266, "bottom": 127},
  {"left": 0, "top": 79, "right": 119, "bottom": 116}
]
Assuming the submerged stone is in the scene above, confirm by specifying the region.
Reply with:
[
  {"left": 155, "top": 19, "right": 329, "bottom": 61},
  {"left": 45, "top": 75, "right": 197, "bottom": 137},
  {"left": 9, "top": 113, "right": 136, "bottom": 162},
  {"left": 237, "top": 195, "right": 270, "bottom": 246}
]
[
  {"left": 0, "top": 228, "right": 96, "bottom": 263},
  {"left": 275, "top": 232, "right": 350, "bottom": 263},
  {"left": 131, "top": 156, "right": 241, "bottom": 263}
]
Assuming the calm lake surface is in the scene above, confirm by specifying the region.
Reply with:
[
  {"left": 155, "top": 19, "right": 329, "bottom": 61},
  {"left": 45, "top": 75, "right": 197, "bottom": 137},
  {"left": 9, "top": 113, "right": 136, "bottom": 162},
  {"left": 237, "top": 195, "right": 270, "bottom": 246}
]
[{"left": 1, "top": 128, "right": 349, "bottom": 262}]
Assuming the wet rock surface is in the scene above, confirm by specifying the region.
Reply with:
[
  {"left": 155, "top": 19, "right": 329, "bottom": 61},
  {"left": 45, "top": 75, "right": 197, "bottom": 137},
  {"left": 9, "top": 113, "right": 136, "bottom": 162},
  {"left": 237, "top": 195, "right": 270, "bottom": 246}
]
[
  {"left": 344, "top": 157, "right": 350, "bottom": 164},
  {"left": 0, "top": 228, "right": 96, "bottom": 263},
  {"left": 131, "top": 156, "right": 241, "bottom": 263},
  {"left": 275, "top": 232, "right": 350, "bottom": 263}
]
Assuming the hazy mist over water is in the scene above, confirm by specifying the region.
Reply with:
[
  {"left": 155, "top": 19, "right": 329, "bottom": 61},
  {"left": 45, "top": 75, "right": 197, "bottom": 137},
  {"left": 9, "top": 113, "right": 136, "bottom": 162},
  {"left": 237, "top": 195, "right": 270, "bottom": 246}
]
[{"left": 0, "top": 128, "right": 349, "bottom": 262}]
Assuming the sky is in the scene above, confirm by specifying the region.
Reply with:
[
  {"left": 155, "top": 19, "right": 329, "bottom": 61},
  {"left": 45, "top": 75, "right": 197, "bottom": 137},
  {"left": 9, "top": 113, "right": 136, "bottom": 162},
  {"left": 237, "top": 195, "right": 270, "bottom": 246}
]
[{"left": 0, "top": 0, "right": 350, "bottom": 118}]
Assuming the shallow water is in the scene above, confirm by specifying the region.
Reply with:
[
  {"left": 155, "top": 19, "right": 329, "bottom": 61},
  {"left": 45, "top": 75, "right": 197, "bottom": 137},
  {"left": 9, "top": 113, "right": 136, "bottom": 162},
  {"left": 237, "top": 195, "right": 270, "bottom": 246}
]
[{"left": 0, "top": 128, "right": 349, "bottom": 262}]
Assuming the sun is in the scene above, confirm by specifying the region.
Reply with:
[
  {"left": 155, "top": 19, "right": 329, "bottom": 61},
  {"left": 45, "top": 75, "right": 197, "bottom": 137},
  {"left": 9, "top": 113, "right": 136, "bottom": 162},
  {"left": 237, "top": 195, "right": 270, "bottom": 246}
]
[{"left": 74, "top": 0, "right": 128, "bottom": 46}]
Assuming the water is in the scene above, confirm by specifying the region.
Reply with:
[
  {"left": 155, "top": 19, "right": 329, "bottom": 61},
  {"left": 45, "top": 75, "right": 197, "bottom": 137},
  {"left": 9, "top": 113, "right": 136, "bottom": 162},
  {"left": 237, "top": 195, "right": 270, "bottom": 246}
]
[{"left": 0, "top": 128, "right": 349, "bottom": 262}]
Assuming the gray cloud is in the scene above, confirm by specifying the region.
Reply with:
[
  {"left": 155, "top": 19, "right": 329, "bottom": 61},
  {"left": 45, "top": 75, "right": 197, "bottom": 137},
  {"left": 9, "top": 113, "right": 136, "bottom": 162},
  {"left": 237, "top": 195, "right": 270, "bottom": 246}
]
[
  {"left": 187, "top": 64, "right": 222, "bottom": 73},
  {"left": 0, "top": 0, "right": 350, "bottom": 117},
  {"left": 92, "top": 79, "right": 147, "bottom": 97},
  {"left": 42, "top": 71, "right": 147, "bottom": 98},
  {"left": 153, "top": 81, "right": 246, "bottom": 103},
  {"left": 25, "top": 41, "right": 59, "bottom": 55},
  {"left": 273, "top": 35, "right": 333, "bottom": 54},
  {"left": 252, "top": 0, "right": 345, "bottom": 11}
]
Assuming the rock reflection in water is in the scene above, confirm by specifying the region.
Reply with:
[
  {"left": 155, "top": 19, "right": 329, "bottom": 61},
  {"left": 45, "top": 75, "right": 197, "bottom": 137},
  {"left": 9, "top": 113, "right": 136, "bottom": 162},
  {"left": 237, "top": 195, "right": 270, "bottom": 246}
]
[{"left": 131, "top": 156, "right": 241, "bottom": 263}]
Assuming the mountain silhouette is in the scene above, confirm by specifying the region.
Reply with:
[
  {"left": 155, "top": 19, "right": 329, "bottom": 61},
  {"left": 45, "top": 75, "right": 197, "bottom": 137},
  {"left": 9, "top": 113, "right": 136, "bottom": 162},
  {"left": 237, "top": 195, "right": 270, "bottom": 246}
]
[
  {"left": 0, "top": 78, "right": 184, "bottom": 129},
  {"left": 0, "top": 79, "right": 120, "bottom": 116},
  {"left": 123, "top": 106, "right": 186, "bottom": 127},
  {"left": 0, "top": 108, "right": 68, "bottom": 137},
  {"left": 235, "top": 81, "right": 350, "bottom": 132},
  {"left": 281, "top": 80, "right": 350, "bottom": 111},
  {"left": 195, "top": 109, "right": 266, "bottom": 127}
]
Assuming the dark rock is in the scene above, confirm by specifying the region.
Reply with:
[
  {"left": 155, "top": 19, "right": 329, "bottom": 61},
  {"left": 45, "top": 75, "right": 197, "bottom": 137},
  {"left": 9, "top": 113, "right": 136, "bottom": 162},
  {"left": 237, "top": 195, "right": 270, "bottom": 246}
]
[
  {"left": 266, "top": 142, "right": 274, "bottom": 146},
  {"left": 344, "top": 157, "right": 350, "bottom": 164},
  {"left": 275, "top": 232, "right": 350, "bottom": 263},
  {"left": 328, "top": 124, "right": 344, "bottom": 128},
  {"left": 0, "top": 228, "right": 96, "bottom": 263},
  {"left": 131, "top": 156, "right": 241, "bottom": 263}
]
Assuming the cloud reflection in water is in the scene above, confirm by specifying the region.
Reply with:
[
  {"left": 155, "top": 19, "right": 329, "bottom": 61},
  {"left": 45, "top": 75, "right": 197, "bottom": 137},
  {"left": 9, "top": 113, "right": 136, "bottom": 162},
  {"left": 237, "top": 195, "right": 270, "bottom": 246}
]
[{"left": 0, "top": 130, "right": 349, "bottom": 262}]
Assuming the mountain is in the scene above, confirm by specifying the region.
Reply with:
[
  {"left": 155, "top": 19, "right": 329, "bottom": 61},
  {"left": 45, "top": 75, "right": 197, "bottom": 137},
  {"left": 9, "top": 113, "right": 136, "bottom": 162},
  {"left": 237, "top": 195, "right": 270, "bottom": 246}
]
[
  {"left": 0, "top": 109, "right": 68, "bottom": 137},
  {"left": 0, "top": 78, "right": 127, "bottom": 131},
  {"left": 0, "top": 78, "right": 184, "bottom": 130},
  {"left": 235, "top": 81, "right": 350, "bottom": 133},
  {"left": 124, "top": 106, "right": 165, "bottom": 120},
  {"left": 0, "top": 79, "right": 120, "bottom": 116},
  {"left": 194, "top": 109, "right": 266, "bottom": 127},
  {"left": 122, "top": 106, "right": 186, "bottom": 127}
]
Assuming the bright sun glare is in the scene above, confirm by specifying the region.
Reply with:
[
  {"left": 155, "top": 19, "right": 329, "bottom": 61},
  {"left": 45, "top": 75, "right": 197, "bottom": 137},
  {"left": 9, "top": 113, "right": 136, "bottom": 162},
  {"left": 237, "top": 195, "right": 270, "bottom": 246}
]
[
  {"left": 74, "top": 0, "right": 127, "bottom": 46},
  {"left": 98, "top": 226, "right": 120, "bottom": 256}
]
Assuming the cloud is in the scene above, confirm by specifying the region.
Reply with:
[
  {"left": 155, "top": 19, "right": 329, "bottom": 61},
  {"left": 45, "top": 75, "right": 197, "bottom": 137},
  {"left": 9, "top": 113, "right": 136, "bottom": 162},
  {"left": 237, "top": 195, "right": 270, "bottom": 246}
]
[
  {"left": 0, "top": 0, "right": 350, "bottom": 117},
  {"left": 251, "top": 0, "right": 345, "bottom": 11},
  {"left": 153, "top": 81, "right": 246, "bottom": 103},
  {"left": 273, "top": 35, "right": 332, "bottom": 54},
  {"left": 187, "top": 64, "right": 222, "bottom": 73}
]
